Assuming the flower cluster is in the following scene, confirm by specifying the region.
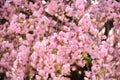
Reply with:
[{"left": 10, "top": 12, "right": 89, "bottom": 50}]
[{"left": 0, "top": 0, "right": 120, "bottom": 80}]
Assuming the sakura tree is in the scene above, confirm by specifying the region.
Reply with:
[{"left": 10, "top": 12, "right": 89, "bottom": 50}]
[{"left": 0, "top": 0, "right": 120, "bottom": 80}]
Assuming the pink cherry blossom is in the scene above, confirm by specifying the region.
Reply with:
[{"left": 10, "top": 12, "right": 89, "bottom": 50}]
[{"left": 0, "top": 0, "right": 120, "bottom": 80}]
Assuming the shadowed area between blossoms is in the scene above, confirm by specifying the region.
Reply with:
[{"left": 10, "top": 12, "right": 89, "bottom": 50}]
[
  {"left": 28, "top": 0, "right": 35, "bottom": 4},
  {"left": 116, "top": 0, "right": 120, "bottom": 2},
  {"left": 103, "top": 19, "right": 114, "bottom": 37},
  {"left": 63, "top": 54, "right": 92, "bottom": 80},
  {"left": 0, "top": 72, "right": 6, "bottom": 80},
  {"left": 0, "top": 18, "right": 8, "bottom": 25},
  {"left": 20, "top": 9, "right": 33, "bottom": 19}
]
